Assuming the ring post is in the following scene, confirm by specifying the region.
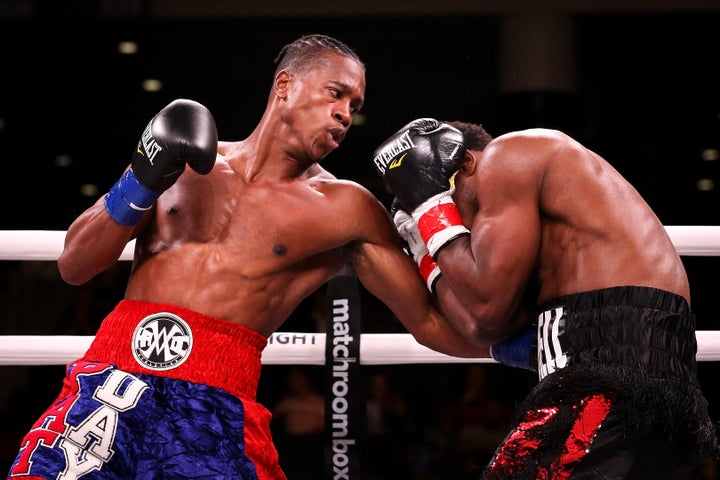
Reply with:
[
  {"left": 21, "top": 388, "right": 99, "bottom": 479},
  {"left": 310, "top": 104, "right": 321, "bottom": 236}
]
[{"left": 324, "top": 264, "right": 365, "bottom": 480}]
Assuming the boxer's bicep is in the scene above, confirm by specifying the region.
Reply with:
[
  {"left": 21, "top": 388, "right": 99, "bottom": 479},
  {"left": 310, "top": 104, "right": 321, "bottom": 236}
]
[{"left": 436, "top": 161, "right": 541, "bottom": 333}]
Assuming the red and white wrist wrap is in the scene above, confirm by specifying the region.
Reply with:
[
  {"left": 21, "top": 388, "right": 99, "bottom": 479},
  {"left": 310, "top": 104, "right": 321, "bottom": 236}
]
[
  {"left": 413, "top": 192, "right": 470, "bottom": 258},
  {"left": 418, "top": 254, "right": 442, "bottom": 293}
]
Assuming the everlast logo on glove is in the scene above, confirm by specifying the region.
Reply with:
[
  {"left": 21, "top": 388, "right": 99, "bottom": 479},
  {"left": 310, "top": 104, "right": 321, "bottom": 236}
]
[
  {"left": 371, "top": 118, "right": 470, "bottom": 266},
  {"left": 372, "top": 118, "right": 467, "bottom": 214},
  {"left": 140, "top": 123, "right": 163, "bottom": 164},
  {"left": 372, "top": 130, "right": 416, "bottom": 174}
]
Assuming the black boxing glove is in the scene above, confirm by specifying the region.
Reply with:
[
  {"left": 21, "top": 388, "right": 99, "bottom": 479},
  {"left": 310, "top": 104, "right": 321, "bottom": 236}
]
[
  {"left": 373, "top": 118, "right": 469, "bottom": 258},
  {"left": 390, "top": 198, "right": 442, "bottom": 293},
  {"left": 104, "top": 99, "right": 218, "bottom": 226}
]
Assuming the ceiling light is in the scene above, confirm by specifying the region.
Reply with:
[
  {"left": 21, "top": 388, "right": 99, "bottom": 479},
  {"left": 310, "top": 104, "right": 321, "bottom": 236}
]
[
  {"left": 54, "top": 155, "right": 72, "bottom": 167},
  {"left": 700, "top": 148, "right": 719, "bottom": 162},
  {"left": 142, "top": 79, "right": 163, "bottom": 92},
  {"left": 118, "top": 41, "right": 138, "bottom": 55},
  {"left": 696, "top": 178, "right": 715, "bottom": 191},
  {"left": 352, "top": 113, "right": 367, "bottom": 126},
  {"left": 80, "top": 184, "right": 100, "bottom": 197}
]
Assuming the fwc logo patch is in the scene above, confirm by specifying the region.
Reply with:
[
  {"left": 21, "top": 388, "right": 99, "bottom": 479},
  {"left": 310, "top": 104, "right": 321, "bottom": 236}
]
[{"left": 132, "top": 313, "right": 193, "bottom": 370}]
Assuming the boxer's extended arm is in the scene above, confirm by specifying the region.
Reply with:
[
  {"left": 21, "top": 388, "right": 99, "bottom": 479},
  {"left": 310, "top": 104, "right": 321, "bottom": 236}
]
[
  {"left": 395, "top": 219, "right": 536, "bottom": 367},
  {"left": 58, "top": 99, "right": 217, "bottom": 285},
  {"left": 348, "top": 191, "right": 490, "bottom": 358}
]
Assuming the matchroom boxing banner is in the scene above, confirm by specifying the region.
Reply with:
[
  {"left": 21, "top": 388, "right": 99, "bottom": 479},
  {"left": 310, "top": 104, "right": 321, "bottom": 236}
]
[{"left": 324, "top": 264, "right": 365, "bottom": 480}]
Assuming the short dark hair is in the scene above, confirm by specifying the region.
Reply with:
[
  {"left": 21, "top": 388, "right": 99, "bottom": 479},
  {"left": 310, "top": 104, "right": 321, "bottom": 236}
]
[
  {"left": 273, "top": 34, "right": 365, "bottom": 77},
  {"left": 446, "top": 121, "right": 494, "bottom": 151}
]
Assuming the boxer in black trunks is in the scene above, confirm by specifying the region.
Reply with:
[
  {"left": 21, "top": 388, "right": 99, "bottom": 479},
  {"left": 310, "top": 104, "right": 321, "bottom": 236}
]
[{"left": 372, "top": 118, "right": 719, "bottom": 478}]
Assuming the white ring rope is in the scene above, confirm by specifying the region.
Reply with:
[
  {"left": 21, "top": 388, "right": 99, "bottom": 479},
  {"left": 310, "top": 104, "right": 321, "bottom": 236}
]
[
  {"left": 0, "top": 228, "right": 718, "bottom": 366},
  {"left": 0, "top": 226, "right": 719, "bottom": 260},
  {"left": 1, "top": 331, "right": 720, "bottom": 366}
]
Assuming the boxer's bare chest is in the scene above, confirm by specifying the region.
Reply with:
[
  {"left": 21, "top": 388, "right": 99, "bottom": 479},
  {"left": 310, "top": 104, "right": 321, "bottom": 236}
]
[
  {"left": 127, "top": 163, "right": 359, "bottom": 327},
  {"left": 144, "top": 170, "right": 349, "bottom": 279}
]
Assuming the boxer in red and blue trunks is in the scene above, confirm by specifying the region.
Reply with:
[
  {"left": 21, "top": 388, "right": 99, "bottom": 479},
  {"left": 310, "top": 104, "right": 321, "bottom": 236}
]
[
  {"left": 8, "top": 36, "right": 493, "bottom": 480},
  {"left": 8, "top": 300, "right": 285, "bottom": 480}
]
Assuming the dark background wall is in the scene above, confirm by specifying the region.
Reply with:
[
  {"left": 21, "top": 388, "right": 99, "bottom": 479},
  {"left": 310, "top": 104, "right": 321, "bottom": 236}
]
[{"left": 0, "top": 0, "right": 719, "bottom": 476}]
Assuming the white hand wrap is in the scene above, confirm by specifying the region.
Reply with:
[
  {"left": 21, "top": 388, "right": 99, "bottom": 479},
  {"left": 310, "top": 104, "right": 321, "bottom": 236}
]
[{"left": 394, "top": 208, "right": 442, "bottom": 292}]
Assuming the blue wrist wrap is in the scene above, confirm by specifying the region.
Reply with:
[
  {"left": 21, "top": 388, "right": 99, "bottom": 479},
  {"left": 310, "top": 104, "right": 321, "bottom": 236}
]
[
  {"left": 490, "top": 326, "right": 538, "bottom": 371},
  {"left": 104, "top": 169, "right": 160, "bottom": 226}
]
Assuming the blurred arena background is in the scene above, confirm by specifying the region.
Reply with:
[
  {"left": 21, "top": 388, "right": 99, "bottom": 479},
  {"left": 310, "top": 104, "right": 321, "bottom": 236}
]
[{"left": 0, "top": 1, "right": 719, "bottom": 477}]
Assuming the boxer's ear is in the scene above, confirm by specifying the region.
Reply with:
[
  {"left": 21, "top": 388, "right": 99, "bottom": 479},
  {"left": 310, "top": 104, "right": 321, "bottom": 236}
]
[
  {"left": 459, "top": 150, "right": 477, "bottom": 175},
  {"left": 274, "top": 70, "right": 291, "bottom": 99}
]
